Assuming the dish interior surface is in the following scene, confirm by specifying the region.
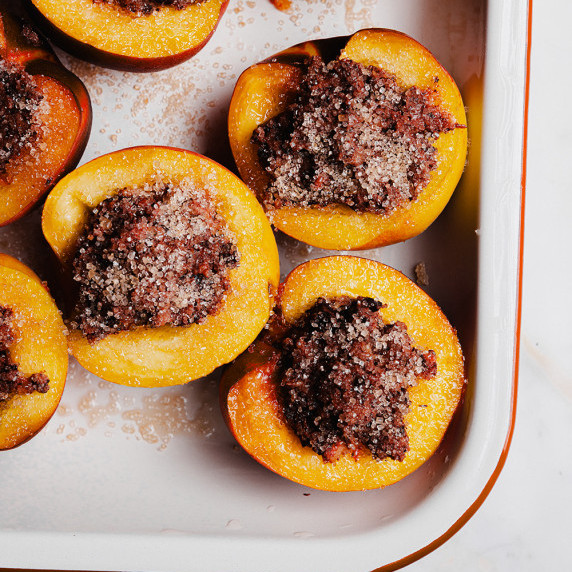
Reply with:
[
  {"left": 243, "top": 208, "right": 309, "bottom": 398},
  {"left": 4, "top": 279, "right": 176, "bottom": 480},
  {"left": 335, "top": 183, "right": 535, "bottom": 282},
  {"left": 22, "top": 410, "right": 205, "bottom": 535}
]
[{"left": 0, "top": 0, "right": 528, "bottom": 570}]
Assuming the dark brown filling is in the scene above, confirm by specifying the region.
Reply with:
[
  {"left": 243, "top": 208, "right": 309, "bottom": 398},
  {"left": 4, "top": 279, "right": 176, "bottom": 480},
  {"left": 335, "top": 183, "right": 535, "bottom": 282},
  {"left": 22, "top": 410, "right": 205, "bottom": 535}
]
[
  {"left": 0, "top": 59, "right": 42, "bottom": 178},
  {"left": 267, "top": 296, "right": 436, "bottom": 462},
  {"left": 72, "top": 179, "right": 239, "bottom": 342},
  {"left": 252, "top": 56, "right": 460, "bottom": 215},
  {"left": 92, "top": 0, "right": 204, "bottom": 16},
  {"left": 0, "top": 306, "right": 49, "bottom": 403}
]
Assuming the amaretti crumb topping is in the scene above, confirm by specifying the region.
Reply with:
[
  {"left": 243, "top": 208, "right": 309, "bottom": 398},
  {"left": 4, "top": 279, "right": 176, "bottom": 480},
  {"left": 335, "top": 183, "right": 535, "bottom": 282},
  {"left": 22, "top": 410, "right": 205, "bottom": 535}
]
[
  {"left": 267, "top": 296, "right": 437, "bottom": 462},
  {"left": 252, "top": 56, "right": 461, "bottom": 215},
  {"left": 72, "top": 178, "right": 240, "bottom": 342},
  {"left": 92, "top": 0, "right": 204, "bottom": 17},
  {"left": 0, "top": 305, "right": 50, "bottom": 402},
  {"left": 0, "top": 59, "right": 43, "bottom": 178}
]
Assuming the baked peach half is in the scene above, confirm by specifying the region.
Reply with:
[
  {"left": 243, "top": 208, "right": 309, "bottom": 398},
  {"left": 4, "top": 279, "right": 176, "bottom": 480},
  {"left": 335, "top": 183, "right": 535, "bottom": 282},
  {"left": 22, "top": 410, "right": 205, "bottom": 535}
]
[
  {"left": 0, "top": 5, "right": 91, "bottom": 226},
  {"left": 25, "top": 0, "right": 229, "bottom": 72},
  {"left": 221, "top": 256, "right": 465, "bottom": 491},
  {"left": 0, "top": 254, "right": 68, "bottom": 451},
  {"left": 42, "top": 146, "right": 279, "bottom": 387},
  {"left": 228, "top": 29, "right": 467, "bottom": 250}
]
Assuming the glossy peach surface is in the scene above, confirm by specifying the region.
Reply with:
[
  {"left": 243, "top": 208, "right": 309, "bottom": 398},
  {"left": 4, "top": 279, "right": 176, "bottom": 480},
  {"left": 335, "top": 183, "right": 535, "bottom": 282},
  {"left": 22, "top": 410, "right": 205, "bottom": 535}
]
[
  {"left": 228, "top": 29, "right": 468, "bottom": 250},
  {"left": 0, "top": 255, "right": 68, "bottom": 450},
  {"left": 28, "top": 0, "right": 229, "bottom": 71},
  {"left": 221, "top": 256, "right": 465, "bottom": 491},
  {"left": 42, "top": 146, "right": 279, "bottom": 387},
  {"left": 0, "top": 5, "right": 91, "bottom": 226}
]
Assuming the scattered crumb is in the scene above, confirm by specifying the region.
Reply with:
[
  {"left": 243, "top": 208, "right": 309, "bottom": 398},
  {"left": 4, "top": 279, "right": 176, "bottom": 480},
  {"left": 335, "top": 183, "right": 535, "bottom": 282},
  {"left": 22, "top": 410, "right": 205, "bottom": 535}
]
[
  {"left": 414, "top": 262, "right": 430, "bottom": 286},
  {"left": 269, "top": 0, "right": 291, "bottom": 11}
]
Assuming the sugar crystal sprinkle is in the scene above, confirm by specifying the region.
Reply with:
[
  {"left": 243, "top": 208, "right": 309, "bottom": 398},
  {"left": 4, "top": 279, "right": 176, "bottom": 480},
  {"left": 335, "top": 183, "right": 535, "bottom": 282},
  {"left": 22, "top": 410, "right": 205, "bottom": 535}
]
[
  {"left": 0, "top": 59, "right": 43, "bottom": 177},
  {"left": 0, "top": 305, "right": 50, "bottom": 402},
  {"left": 92, "top": 0, "right": 204, "bottom": 17},
  {"left": 265, "top": 296, "right": 437, "bottom": 463},
  {"left": 252, "top": 57, "right": 461, "bottom": 214},
  {"left": 72, "top": 178, "right": 239, "bottom": 342}
]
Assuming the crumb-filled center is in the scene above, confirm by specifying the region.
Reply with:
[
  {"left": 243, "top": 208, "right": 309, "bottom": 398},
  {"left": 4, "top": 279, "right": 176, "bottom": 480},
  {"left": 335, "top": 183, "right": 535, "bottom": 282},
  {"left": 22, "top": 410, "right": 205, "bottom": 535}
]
[
  {"left": 92, "top": 0, "right": 205, "bottom": 16},
  {"left": 0, "top": 306, "right": 50, "bottom": 402},
  {"left": 252, "top": 56, "right": 460, "bottom": 214},
  {"left": 72, "top": 179, "right": 240, "bottom": 342},
  {"left": 0, "top": 60, "right": 42, "bottom": 178},
  {"left": 269, "top": 296, "right": 437, "bottom": 462}
]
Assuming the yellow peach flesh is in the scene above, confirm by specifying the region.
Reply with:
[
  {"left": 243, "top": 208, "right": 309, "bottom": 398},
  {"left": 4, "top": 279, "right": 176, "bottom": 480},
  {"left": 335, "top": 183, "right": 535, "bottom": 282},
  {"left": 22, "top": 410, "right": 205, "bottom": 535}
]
[
  {"left": 42, "top": 146, "right": 279, "bottom": 387},
  {"left": 228, "top": 29, "right": 468, "bottom": 250},
  {"left": 222, "top": 256, "right": 465, "bottom": 491},
  {"left": 0, "top": 76, "right": 81, "bottom": 226},
  {"left": 30, "top": 0, "right": 227, "bottom": 59},
  {"left": 0, "top": 258, "right": 68, "bottom": 450}
]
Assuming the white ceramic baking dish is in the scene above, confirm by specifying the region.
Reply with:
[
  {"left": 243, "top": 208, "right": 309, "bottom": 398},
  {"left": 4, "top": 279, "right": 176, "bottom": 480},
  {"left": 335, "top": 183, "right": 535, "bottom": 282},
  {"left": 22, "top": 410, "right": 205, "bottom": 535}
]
[{"left": 0, "top": 0, "right": 530, "bottom": 569}]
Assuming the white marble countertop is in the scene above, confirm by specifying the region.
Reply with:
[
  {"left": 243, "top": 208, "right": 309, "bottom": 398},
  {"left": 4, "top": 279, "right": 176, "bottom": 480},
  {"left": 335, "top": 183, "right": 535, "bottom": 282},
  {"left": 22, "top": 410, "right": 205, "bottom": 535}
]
[{"left": 408, "top": 0, "right": 572, "bottom": 569}]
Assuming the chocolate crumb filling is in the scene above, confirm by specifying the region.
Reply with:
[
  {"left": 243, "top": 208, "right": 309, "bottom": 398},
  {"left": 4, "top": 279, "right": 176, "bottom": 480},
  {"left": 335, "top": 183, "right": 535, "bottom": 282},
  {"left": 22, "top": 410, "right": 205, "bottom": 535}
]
[
  {"left": 72, "top": 179, "right": 239, "bottom": 342},
  {"left": 92, "top": 0, "right": 204, "bottom": 16},
  {"left": 267, "top": 296, "right": 437, "bottom": 462},
  {"left": 0, "top": 306, "right": 50, "bottom": 403},
  {"left": 252, "top": 56, "right": 461, "bottom": 215},
  {"left": 0, "top": 59, "right": 42, "bottom": 178}
]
